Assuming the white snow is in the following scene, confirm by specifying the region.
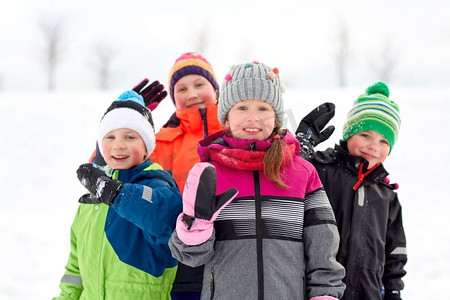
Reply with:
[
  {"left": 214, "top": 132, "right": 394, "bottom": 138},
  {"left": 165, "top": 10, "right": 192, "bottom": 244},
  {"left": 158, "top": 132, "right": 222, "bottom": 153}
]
[{"left": 1, "top": 87, "right": 449, "bottom": 299}]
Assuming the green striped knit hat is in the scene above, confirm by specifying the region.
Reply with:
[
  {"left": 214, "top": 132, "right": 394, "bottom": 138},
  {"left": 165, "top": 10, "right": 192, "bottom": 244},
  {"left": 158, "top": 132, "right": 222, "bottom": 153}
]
[{"left": 342, "top": 82, "right": 401, "bottom": 153}]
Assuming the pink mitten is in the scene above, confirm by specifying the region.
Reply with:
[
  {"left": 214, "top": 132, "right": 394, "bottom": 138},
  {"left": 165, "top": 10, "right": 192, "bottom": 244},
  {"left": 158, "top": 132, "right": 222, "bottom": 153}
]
[
  {"left": 310, "top": 296, "right": 338, "bottom": 300},
  {"left": 176, "top": 162, "right": 238, "bottom": 245}
]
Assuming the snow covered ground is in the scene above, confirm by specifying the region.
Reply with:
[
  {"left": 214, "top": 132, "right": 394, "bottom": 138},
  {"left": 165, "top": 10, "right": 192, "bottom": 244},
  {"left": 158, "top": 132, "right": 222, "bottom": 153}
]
[{"left": 1, "top": 87, "right": 449, "bottom": 299}]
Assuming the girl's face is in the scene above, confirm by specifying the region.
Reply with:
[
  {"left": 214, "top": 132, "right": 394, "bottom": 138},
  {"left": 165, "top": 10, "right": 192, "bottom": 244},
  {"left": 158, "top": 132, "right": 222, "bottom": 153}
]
[
  {"left": 225, "top": 99, "right": 276, "bottom": 140},
  {"left": 346, "top": 130, "right": 390, "bottom": 169},
  {"left": 102, "top": 128, "right": 147, "bottom": 170},
  {"left": 174, "top": 74, "right": 217, "bottom": 110}
]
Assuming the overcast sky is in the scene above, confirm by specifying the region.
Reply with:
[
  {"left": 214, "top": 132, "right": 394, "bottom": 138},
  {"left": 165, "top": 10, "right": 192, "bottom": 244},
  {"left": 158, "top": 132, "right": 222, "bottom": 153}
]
[{"left": 1, "top": 0, "right": 450, "bottom": 91}]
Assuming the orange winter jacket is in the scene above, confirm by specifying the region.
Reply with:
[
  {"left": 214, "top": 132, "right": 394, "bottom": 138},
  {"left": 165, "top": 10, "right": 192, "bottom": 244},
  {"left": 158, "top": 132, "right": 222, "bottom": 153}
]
[{"left": 150, "top": 105, "right": 224, "bottom": 193}]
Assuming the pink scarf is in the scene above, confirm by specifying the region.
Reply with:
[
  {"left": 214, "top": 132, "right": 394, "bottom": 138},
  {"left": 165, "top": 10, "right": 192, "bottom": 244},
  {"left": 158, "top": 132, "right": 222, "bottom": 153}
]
[{"left": 209, "top": 143, "right": 296, "bottom": 171}]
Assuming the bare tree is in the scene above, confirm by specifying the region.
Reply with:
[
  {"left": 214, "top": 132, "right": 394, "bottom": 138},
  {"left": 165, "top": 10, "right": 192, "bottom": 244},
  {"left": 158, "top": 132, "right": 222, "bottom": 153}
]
[
  {"left": 185, "top": 20, "right": 212, "bottom": 55},
  {"left": 194, "top": 24, "right": 210, "bottom": 54},
  {"left": 335, "top": 17, "right": 350, "bottom": 87},
  {"left": 369, "top": 38, "right": 399, "bottom": 83},
  {"left": 37, "top": 16, "right": 66, "bottom": 91},
  {"left": 89, "top": 42, "right": 118, "bottom": 90}
]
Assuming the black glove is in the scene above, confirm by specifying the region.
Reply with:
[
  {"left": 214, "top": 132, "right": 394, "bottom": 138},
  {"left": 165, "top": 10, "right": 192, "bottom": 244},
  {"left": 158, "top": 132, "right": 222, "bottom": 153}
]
[
  {"left": 132, "top": 78, "right": 167, "bottom": 111},
  {"left": 295, "top": 102, "right": 336, "bottom": 147},
  {"left": 78, "top": 193, "right": 101, "bottom": 204},
  {"left": 76, "top": 163, "right": 123, "bottom": 206},
  {"left": 384, "top": 290, "right": 401, "bottom": 300}
]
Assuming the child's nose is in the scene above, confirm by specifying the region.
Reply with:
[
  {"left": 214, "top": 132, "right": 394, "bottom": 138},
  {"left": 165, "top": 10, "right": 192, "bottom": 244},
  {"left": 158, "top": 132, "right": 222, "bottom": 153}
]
[
  {"left": 367, "top": 141, "right": 378, "bottom": 151},
  {"left": 246, "top": 110, "right": 259, "bottom": 121},
  {"left": 113, "top": 141, "right": 125, "bottom": 149},
  {"left": 187, "top": 89, "right": 198, "bottom": 100}
]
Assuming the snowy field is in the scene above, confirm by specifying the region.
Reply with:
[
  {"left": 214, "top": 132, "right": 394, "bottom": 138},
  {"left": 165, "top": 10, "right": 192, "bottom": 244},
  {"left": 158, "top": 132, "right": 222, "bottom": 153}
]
[{"left": 1, "top": 87, "right": 449, "bottom": 299}]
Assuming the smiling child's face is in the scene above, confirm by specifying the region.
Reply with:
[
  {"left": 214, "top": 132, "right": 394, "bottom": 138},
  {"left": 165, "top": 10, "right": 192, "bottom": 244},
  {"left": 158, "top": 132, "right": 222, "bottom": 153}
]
[
  {"left": 346, "top": 130, "right": 390, "bottom": 169},
  {"left": 225, "top": 99, "right": 276, "bottom": 141},
  {"left": 173, "top": 74, "right": 217, "bottom": 110},
  {"left": 102, "top": 128, "right": 147, "bottom": 170}
]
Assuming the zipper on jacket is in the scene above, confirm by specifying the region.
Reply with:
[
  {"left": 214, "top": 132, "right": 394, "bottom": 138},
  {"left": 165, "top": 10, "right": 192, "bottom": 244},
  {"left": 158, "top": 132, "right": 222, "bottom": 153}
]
[
  {"left": 210, "top": 271, "right": 215, "bottom": 300},
  {"left": 253, "top": 170, "right": 264, "bottom": 300},
  {"left": 352, "top": 162, "right": 380, "bottom": 190},
  {"left": 200, "top": 108, "right": 208, "bottom": 138}
]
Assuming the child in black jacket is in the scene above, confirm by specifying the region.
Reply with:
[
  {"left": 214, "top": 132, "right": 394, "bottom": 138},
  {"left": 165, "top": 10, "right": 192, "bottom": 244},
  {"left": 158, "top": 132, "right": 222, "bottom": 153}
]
[{"left": 296, "top": 82, "right": 407, "bottom": 300}]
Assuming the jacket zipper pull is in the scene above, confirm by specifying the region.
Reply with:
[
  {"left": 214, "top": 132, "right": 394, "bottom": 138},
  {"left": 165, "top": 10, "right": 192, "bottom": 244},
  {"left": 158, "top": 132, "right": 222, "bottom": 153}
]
[
  {"left": 352, "top": 177, "right": 364, "bottom": 191},
  {"left": 352, "top": 162, "right": 381, "bottom": 190}
]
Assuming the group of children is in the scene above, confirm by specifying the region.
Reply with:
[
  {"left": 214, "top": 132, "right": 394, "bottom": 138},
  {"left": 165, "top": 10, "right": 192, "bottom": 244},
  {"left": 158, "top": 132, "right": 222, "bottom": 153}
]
[{"left": 53, "top": 52, "right": 407, "bottom": 300}]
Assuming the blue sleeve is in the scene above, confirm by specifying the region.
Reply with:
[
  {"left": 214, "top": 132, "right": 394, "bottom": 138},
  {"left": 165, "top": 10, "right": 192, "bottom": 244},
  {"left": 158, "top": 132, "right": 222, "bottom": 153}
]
[{"left": 111, "top": 177, "right": 182, "bottom": 244}]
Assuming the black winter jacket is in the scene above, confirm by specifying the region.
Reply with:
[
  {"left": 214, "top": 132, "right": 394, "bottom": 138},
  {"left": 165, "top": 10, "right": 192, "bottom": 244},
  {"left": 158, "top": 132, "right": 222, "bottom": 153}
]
[{"left": 310, "top": 141, "right": 407, "bottom": 300}]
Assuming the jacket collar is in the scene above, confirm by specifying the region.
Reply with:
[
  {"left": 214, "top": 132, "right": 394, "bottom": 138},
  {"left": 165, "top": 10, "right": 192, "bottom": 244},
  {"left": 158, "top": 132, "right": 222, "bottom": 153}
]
[
  {"left": 164, "top": 105, "right": 223, "bottom": 133},
  {"left": 109, "top": 159, "right": 152, "bottom": 181}
]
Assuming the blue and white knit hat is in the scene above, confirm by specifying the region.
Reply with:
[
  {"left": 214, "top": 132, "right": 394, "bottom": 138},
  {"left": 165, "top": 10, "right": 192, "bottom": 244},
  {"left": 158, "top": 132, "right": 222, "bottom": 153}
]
[
  {"left": 342, "top": 82, "right": 401, "bottom": 153},
  {"left": 218, "top": 61, "right": 285, "bottom": 125},
  {"left": 97, "top": 90, "right": 156, "bottom": 156}
]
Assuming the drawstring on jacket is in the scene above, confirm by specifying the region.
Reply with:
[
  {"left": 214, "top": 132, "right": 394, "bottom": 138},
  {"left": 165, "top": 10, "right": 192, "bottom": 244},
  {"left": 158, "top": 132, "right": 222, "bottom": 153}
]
[{"left": 352, "top": 163, "right": 380, "bottom": 191}]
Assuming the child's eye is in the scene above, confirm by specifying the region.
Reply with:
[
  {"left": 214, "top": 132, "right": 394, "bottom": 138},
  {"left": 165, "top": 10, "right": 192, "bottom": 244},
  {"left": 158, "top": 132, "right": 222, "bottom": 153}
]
[
  {"left": 105, "top": 135, "right": 115, "bottom": 140},
  {"left": 360, "top": 133, "right": 370, "bottom": 139},
  {"left": 237, "top": 106, "right": 247, "bottom": 111},
  {"left": 125, "top": 135, "right": 135, "bottom": 140},
  {"left": 259, "top": 106, "right": 269, "bottom": 111},
  {"left": 196, "top": 83, "right": 204, "bottom": 87},
  {"left": 381, "top": 139, "right": 390, "bottom": 145},
  {"left": 177, "top": 87, "right": 187, "bottom": 92}
]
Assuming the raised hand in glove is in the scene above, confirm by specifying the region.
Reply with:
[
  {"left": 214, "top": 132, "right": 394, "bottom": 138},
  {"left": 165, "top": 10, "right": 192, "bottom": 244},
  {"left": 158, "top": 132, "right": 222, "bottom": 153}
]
[
  {"left": 176, "top": 162, "right": 238, "bottom": 246},
  {"left": 132, "top": 78, "right": 167, "bottom": 111},
  {"left": 296, "top": 102, "right": 336, "bottom": 147},
  {"left": 76, "top": 163, "right": 123, "bottom": 206}
]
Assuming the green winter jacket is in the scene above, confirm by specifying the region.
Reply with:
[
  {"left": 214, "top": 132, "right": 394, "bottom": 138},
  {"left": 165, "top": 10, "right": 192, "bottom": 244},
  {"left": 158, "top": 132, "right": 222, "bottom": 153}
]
[{"left": 53, "top": 160, "right": 182, "bottom": 300}]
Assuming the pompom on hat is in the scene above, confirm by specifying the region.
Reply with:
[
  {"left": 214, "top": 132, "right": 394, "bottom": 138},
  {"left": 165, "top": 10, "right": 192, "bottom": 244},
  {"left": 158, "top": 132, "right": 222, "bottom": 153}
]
[
  {"left": 168, "top": 52, "right": 219, "bottom": 104},
  {"left": 218, "top": 61, "right": 285, "bottom": 125},
  {"left": 97, "top": 90, "right": 156, "bottom": 157},
  {"left": 342, "top": 82, "right": 401, "bottom": 153}
]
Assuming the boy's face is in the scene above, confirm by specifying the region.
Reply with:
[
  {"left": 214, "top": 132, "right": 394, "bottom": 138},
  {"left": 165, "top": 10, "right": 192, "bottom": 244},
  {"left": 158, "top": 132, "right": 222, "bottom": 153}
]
[
  {"left": 225, "top": 99, "right": 275, "bottom": 141},
  {"left": 174, "top": 74, "right": 217, "bottom": 110},
  {"left": 102, "top": 128, "right": 146, "bottom": 170},
  {"left": 346, "top": 130, "right": 390, "bottom": 169}
]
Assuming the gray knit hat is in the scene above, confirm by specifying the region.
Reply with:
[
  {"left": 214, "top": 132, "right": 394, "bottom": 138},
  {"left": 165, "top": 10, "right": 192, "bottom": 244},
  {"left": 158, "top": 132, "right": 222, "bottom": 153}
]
[{"left": 218, "top": 61, "right": 285, "bottom": 125}]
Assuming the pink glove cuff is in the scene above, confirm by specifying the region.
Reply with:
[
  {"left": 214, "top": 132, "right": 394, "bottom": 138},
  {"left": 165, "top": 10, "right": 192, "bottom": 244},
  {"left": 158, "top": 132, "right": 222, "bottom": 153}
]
[
  {"left": 175, "top": 213, "right": 214, "bottom": 246},
  {"left": 310, "top": 296, "right": 338, "bottom": 300}
]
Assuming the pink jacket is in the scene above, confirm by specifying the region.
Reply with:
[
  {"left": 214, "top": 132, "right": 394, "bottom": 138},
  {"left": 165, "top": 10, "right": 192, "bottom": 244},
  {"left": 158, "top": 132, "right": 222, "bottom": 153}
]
[{"left": 170, "top": 129, "right": 345, "bottom": 299}]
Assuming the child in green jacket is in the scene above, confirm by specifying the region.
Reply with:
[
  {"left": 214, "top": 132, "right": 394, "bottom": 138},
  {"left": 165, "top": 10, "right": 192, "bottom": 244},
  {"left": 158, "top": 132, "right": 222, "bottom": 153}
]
[{"left": 53, "top": 91, "right": 182, "bottom": 299}]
